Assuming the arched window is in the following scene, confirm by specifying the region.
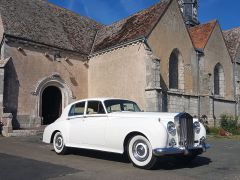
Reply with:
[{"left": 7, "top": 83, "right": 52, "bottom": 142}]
[
  {"left": 169, "top": 49, "right": 184, "bottom": 90},
  {"left": 214, "top": 63, "right": 225, "bottom": 96}
]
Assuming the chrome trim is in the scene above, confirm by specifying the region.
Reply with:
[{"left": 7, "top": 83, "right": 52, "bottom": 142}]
[
  {"left": 153, "top": 144, "right": 210, "bottom": 156},
  {"left": 175, "top": 113, "right": 194, "bottom": 147}
]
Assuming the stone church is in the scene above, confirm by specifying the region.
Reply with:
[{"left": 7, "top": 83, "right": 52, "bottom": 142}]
[{"left": 0, "top": 0, "right": 239, "bottom": 135}]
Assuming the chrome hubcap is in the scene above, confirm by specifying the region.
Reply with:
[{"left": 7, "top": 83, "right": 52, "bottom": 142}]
[
  {"left": 55, "top": 135, "right": 63, "bottom": 150},
  {"left": 132, "top": 140, "right": 149, "bottom": 162}
]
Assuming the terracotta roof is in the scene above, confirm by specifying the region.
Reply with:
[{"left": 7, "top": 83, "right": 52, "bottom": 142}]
[
  {"left": 188, "top": 20, "right": 217, "bottom": 49},
  {"left": 0, "top": 0, "right": 103, "bottom": 54},
  {"left": 223, "top": 27, "right": 240, "bottom": 60},
  {"left": 92, "top": 0, "right": 171, "bottom": 53}
]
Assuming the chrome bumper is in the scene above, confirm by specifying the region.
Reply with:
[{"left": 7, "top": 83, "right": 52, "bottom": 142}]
[{"left": 153, "top": 143, "right": 210, "bottom": 156}]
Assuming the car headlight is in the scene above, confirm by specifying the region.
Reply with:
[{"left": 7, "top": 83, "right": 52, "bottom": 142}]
[
  {"left": 193, "top": 121, "right": 201, "bottom": 134},
  {"left": 167, "top": 121, "right": 176, "bottom": 136}
]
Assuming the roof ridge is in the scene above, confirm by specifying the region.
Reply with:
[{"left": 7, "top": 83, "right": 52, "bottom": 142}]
[
  {"left": 224, "top": 26, "right": 240, "bottom": 32},
  {"left": 189, "top": 19, "right": 217, "bottom": 30},
  {"left": 202, "top": 20, "right": 217, "bottom": 50}
]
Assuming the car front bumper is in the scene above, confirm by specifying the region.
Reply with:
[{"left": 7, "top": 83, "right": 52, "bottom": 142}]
[{"left": 153, "top": 143, "right": 210, "bottom": 156}]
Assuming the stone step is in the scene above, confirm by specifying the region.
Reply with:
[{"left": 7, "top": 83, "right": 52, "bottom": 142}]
[
  {"left": 5, "top": 125, "right": 47, "bottom": 137},
  {"left": 8, "top": 130, "right": 38, "bottom": 137}
]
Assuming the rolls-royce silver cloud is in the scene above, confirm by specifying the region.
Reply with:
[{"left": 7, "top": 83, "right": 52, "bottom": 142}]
[{"left": 43, "top": 98, "right": 209, "bottom": 169}]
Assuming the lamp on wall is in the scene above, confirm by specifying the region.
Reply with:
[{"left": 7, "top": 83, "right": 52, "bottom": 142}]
[
  {"left": 44, "top": 53, "right": 50, "bottom": 58},
  {"left": 83, "top": 61, "right": 89, "bottom": 68},
  {"left": 54, "top": 51, "right": 61, "bottom": 62},
  {"left": 17, "top": 47, "right": 23, "bottom": 51}
]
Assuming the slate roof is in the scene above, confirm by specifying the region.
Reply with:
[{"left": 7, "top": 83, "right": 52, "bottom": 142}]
[
  {"left": 223, "top": 27, "right": 240, "bottom": 61},
  {"left": 188, "top": 20, "right": 217, "bottom": 50},
  {"left": 92, "top": 0, "right": 171, "bottom": 53},
  {"left": 0, "top": 0, "right": 103, "bottom": 54}
]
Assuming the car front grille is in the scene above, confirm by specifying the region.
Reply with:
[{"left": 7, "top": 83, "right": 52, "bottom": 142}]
[{"left": 175, "top": 113, "right": 194, "bottom": 147}]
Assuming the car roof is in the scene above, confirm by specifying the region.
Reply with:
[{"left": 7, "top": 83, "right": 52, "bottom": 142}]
[{"left": 68, "top": 97, "right": 133, "bottom": 106}]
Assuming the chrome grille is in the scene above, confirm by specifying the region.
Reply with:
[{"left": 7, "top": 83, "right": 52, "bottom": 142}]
[{"left": 175, "top": 113, "right": 194, "bottom": 147}]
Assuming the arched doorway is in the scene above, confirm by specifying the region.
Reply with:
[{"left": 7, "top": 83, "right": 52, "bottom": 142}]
[{"left": 42, "top": 86, "right": 62, "bottom": 125}]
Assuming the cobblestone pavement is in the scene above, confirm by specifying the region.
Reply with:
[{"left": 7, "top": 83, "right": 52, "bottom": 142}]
[{"left": 0, "top": 135, "right": 239, "bottom": 180}]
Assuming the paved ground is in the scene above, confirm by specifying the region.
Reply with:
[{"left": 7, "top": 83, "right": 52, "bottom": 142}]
[{"left": 0, "top": 135, "right": 239, "bottom": 180}]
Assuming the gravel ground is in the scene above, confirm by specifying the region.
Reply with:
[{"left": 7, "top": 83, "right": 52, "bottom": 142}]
[{"left": 0, "top": 135, "right": 239, "bottom": 180}]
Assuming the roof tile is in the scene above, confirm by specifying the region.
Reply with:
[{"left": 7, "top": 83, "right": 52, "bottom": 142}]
[
  {"left": 93, "top": 0, "right": 171, "bottom": 53},
  {"left": 188, "top": 20, "right": 217, "bottom": 49},
  {"left": 0, "top": 0, "right": 103, "bottom": 54},
  {"left": 223, "top": 27, "right": 240, "bottom": 60}
]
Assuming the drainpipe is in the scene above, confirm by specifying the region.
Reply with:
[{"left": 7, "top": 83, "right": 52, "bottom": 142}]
[
  {"left": 233, "top": 59, "right": 237, "bottom": 120},
  {"left": 196, "top": 48, "right": 204, "bottom": 119}
]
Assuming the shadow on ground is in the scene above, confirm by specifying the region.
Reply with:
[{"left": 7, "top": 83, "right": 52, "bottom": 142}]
[
  {"left": 153, "top": 156, "right": 212, "bottom": 170},
  {"left": 64, "top": 148, "right": 211, "bottom": 170},
  {"left": 0, "top": 153, "right": 79, "bottom": 180}
]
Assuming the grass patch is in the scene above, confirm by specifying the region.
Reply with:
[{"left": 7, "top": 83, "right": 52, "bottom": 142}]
[{"left": 207, "top": 134, "right": 240, "bottom": 140}]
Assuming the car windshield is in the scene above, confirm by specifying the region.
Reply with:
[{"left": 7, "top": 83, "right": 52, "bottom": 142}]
[{"left": 104, "top": 99, "right": 141, "bottom": 113}]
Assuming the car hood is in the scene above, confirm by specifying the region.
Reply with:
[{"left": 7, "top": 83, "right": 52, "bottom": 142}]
[{"left": 108, "top": 112, "right": 179, "bottom": 120}]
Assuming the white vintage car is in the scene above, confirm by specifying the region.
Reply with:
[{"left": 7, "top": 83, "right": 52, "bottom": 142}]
[{"left": 43, "top": 98, "right": 209, "bottom": 169}]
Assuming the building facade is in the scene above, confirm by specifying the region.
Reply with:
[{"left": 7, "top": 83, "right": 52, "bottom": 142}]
[{"left": 0, "top": 0, "right": 239, "bottom": 133}]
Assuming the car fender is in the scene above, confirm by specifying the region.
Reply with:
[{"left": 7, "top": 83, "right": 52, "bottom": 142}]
[{"left": 42, "top": 120, "right": 69, "bottom": 144}]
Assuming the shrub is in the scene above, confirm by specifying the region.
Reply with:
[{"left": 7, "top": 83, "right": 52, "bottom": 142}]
[
  {"left": 207, "top": 127, "right": 221, "bottom": 135},
  {"left": 220, "top": 114, "right": 238, "bottom": 134}
]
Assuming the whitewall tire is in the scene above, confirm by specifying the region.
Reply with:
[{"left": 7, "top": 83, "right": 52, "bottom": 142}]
[
  {"left": 127, "top": 135, "right": 157, "bottom": 169},
  {"left": 53, "top": 132, "right": 68, "bottom": 155}
]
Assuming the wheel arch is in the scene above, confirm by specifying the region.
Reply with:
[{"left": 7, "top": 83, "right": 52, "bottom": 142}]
[
  {"left": 50, "top": 130, "right": 60, "bottom": 143},
  {"left": 123, "top": 131, "right": 148, "bottom": 153}
]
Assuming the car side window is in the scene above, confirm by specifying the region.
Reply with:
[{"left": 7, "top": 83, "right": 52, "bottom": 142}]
[
  {"left": 87, "top": 101, "right": 105, "bottom": 115},
  {"left": 69, "top": 102, "right": 85, "bottom": 116}
]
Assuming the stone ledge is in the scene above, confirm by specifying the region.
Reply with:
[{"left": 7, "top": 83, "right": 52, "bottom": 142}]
[{"left": 8, "top": 130, "right": 38, "bottom": 137}]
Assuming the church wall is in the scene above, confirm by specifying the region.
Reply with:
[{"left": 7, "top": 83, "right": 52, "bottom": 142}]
[
  {"left": 203, "top": 24, "right": 234, "bottom": 100},
  {"left": 88, "top": 43, "right": 147, "bottom": 110},
  {"left": 147, "top": 0, "right": 196, "bottom": 94},
  {"left": 202, "top": 24, "right": 235, "bottom": 121},
  {"left": 1, "top": 41, "right": 88, "bottom": 128},
  {"left": 167, "top": 92, "right": 198, "bottom": 116},
  {"left": 146, "top": 0, "right": 199, "bottom": 115}
]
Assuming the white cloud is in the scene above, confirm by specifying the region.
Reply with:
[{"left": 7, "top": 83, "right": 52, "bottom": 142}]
[
  {"left": 80, "top": 0, "right": 90, "bottom": 16},
  {"left": 66, "top": 0, "right": 75, "bottom": 10}
]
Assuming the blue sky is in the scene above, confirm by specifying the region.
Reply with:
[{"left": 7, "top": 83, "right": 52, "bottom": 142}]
[{"left": 48, "top": 0, "right": 240, "bottom": 30}]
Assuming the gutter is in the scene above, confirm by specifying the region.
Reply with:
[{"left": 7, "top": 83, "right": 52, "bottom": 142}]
[
  {"left": 3, "top": 33, "right": 88, "bottom": 56},
  {"left": 233, "top": 58, "right": 237, "bottom": 119},
  {"left": 195, "top": 48, "right": 204, "bottom": 120}
]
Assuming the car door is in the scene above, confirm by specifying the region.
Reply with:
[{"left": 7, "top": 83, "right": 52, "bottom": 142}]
[
  {"left": 81, "top": 100, "right": 108, "bottom": 147},
  {"left": 67, "top": 101, "right": 86, "bottom": 146}
]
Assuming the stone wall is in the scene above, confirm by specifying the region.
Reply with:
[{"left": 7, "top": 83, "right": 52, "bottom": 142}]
[
  {"left": 88, "top": 42, "right": 147, "bottom": 110},
  {"left": 1, "top": 38, "right": 88, "bottom": 129},
  {"left": 167, "top": 91, "right": 198, "bottom": 116}
]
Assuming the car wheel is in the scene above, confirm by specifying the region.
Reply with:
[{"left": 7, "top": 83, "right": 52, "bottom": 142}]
[
  {"left": 127, "top": 135, "right": 157, "bottom": 169},
  {"left": 53, "top": 132, "right": 68, "bottom": 155}
]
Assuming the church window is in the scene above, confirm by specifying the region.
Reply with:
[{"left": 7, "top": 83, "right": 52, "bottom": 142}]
[
  {"left": 169, "top": 49, "right": 184, "bottom": 90},
  {"left": 214, "top": 63, "right": 225, "bottom": 96}
]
